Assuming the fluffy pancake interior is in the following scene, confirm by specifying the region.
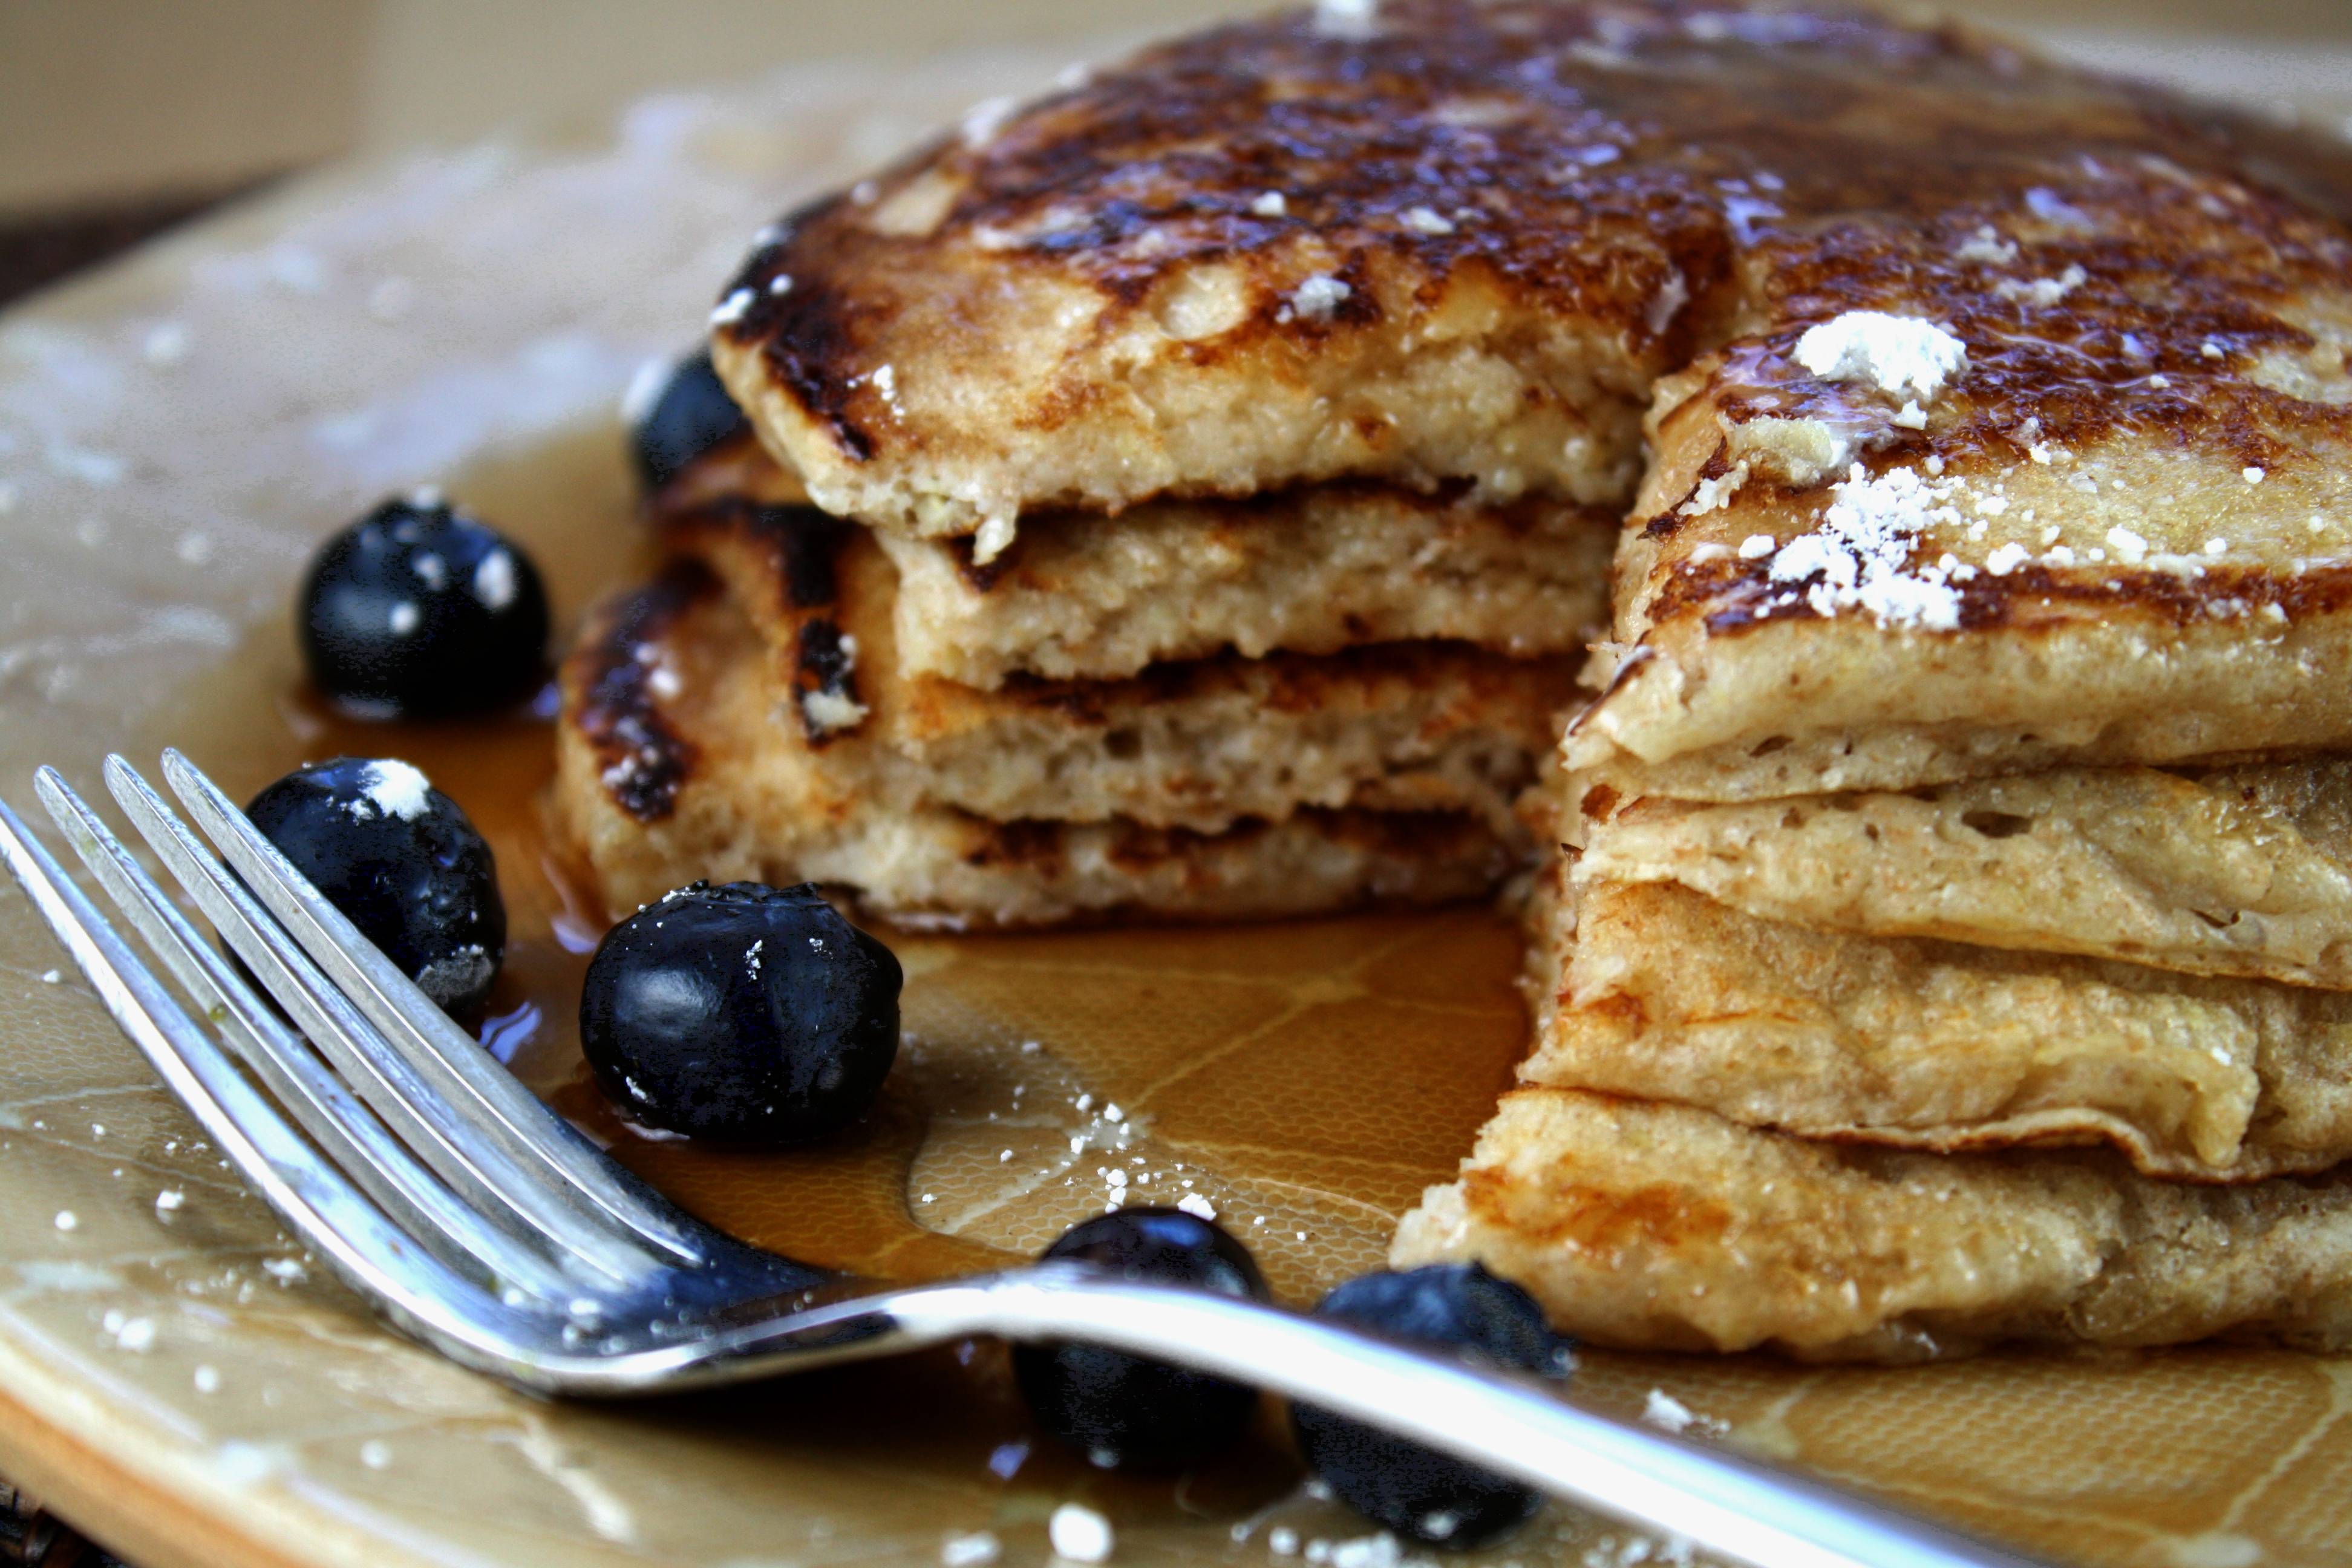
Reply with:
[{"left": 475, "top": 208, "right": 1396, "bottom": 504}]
[
  {"left": 1571, "top": 381, "right": 2352, "bottom": 799},
  {"left": 715, "top": 0, "right": 2352, "bottom": 798},
  {"left": 1575, "top": 760, "right": 2352, "bottom": 988},
  {"left": 1523, "top": 874, "right": 2352, "bottom": 1181},
  {"left": 573, "top": 1, "right": 2352, "bottom": 1364},
  {"left": 651, "top": 492, "right": 1579, "bottom": 835},
  {"left": 553, "top": 569, "right": 1520, "bottom": 926},
  {"left": 661, "top": 439, "right": 1616, "bottom": 687}
]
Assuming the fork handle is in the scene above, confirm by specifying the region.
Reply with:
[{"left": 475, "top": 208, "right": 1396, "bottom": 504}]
[{"left": 871, "top": 1270, "right": 2043, "bottom": 1568}]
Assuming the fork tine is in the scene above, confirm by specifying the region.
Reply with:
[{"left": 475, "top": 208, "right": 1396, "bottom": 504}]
[
  {"left": 36, "top": 768, "right": 585, "bottom": 1304},
  {"left": 109, "top": 757, "right": 668, "bottom": 1285},
  {"left": 157, "top": 749, "right": 705, "bottom": 1264},
  {"left": 0, "top": 788, "right": 528, "bottom": 1365}
]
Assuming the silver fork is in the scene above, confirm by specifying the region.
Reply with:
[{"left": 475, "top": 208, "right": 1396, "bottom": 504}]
[{"left": 0, "top": 749, "right": 2036, "bottom": 1568}]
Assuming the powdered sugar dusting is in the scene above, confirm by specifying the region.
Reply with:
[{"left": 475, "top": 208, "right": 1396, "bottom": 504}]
[
  {"left": 1994, "top": 264, "right": 2087, "bottom": 309},
  {"left": 1953, "top": 226, "right": 2019, "bottom": 265},
  {"left": 1313, "top": 0, "right": 1380, "bottom": 38},
  {"left": 1284, "top": 275, "right": 1352, "bottom": 323},
  {"left": 1643, "top": 1389, "right": 1700, "bottom": 1432},
  {"left": 1680, "top": 461, "right": 1751, "bottom": 518},
  {"left": 1049, "top": 1503, "right": 1114, "bottom": 1563},
  {"left": 354, "top": 759, "right": 434, "bottom": 821},
  {"left": 472, "top": 548, "right": 517, "bottom": 610},
  {"left": 1794, "top": 312, "right": 1968, "bottom": 403},
  {"left": 1762, "top": 463, "right": 1968, "bottom": 632}
]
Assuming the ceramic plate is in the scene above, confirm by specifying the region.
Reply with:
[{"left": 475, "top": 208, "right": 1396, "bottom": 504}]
[{"left": 4, "top": 33, "right": 2352, "bottom": 1568}]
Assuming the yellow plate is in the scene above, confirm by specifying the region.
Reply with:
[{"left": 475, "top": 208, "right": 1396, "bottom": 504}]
[{"left": 4, "top": 36, "right": 2352, "bottom": 1568}]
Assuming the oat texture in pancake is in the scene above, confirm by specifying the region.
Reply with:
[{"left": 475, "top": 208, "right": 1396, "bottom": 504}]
[
  {"left": 648, "top": 495, "right": 1578, "bottom": 835},
  {"left": 867, "top": 488, "right": 1617, "bottom": 688},
  {"left": 554, "top": 571, "right": 1517, "bottom": 924},
  {"left": 1393, "top": 1088, "right": 2352, "bottom": 1360},
  {"left": 1567, "top": 82, "right": 2352, "bottom": 798},
  {"left": 1523, "top": 876, "right": 2352, "bottom": 1181},
  {"left": 663, "top": 436, "right": 1618, "bottom": 688},
  {"left": 1576, "top": 760, "right": 2352, "bottom": 987}
]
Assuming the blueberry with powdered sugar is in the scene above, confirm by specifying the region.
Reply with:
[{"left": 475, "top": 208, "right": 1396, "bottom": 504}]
[
  {"left": 1014, "top": 1208, "right": 1269, "bottom": 1470},
  {"left": 245, "top": 757, "right": 506, "bottom": 1015},
  {"left": 628, "top": 348, "right": 749, "bottom": 494},
  {"left": 578, "top": 882, "right": 901, "bottom": 1143},
  {"left": 298, "top": 492, "right": 549, "bottom": 717}
]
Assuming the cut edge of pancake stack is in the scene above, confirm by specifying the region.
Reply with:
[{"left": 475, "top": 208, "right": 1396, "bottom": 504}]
[
  {"left": 555, "top": 0, "right": 2352, "bottom": 1359},
  {"left": 555, "top": 421, "right": 1604, "bottom": 927},
  {"left": 1373, "top": 5, "right": 2352, "bottom": 1357}
]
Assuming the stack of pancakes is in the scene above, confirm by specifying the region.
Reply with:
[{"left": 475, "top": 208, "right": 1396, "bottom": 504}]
[
  {"left": 1371, "top": 7, "right": 2352, "bottom": 1356},
  {"left": 550, "top": 18, "right": 1651, "bottom": 927},
  {"left": 557, "top": 0, "right": 2352, "bottom": 1356},
  {"left": 558, "top": 428, "right": 1602, "bottom": 924}
]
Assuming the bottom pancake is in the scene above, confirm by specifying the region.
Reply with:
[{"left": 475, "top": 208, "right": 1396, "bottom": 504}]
[
  {"left": 1393, "top": 1087, "right": 2352, "bottom": 1361},
  {"left": 554, "top": 569, "right": 1518, "bottom": 926}
]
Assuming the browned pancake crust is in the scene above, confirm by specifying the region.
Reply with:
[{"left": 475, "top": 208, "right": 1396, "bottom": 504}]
[
  {"left": 566, "top": 558, "right": 717, "bottom": 822},
  {"left": 714, "top": 0, "right": 2352, "bottom": 537}
]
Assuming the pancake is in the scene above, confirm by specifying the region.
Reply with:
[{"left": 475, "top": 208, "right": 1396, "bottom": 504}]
[
  {"left": 1576, "top": 760, "right": 2352, "bottom": 987},
  {"left": 652, "top": 493, "right": 1578, "bottom": 835},
  {"left": 1391, "top": 1087, "right": 2352, "bottom": 1361},
  {"left": 553, "top": 568, "right": 1518, "bottom": 925},
  {"left": 664, "top": 437, "right": 1616, "bottom": 688},
  {"left": 711, "top": 0, "right": 2352, "bottom": 573},
  {"left": 1567, "top": 320, "right": 2352, "bottom": 798},
  {"left": 1523, "top": 875, "right": 2352, "bottom": 1181}
]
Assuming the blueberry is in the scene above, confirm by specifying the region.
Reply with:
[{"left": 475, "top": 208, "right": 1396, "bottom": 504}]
[
  {"left": 246, "top": 757, "right": 506, "bottom": 1015},
  {"left": 1291, "top": 1265, "right": 1575, "bottom": 1547},
  {"left": 630, "top": 349, "right": 748, "bottom": 493},
  {"left": 1014, "top": 1208, "right": 1270, "bottom": 1470},
  {"left": 298, "top": 493, "right": 550, "bottom": 718},
  {"left": 579, "top": 881, "right": 901, "bottom": 1143}
]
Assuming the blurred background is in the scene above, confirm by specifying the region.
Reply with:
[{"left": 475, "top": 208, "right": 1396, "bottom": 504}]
[{"left": 3, "top": 0, "right": 2351, "bottom": 303}]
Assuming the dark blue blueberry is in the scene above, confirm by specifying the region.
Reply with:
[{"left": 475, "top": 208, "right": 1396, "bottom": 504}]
[
  {"left": 631, "top": 349, "right": 749, "bottom": 493},
  {"left": 246, "top": 757, "right": 505, "bottom": 1015},
  {"left": 1014, "top": 1208, "right": 1269, "bottom": 1471},
  {"left": 1292, "top": 1264, "right": 1575, "bottom": 1547},
  {"left": 298, "top": 494, "right": 550, "bottom": 719},
  {"left": 579, "top": 881, "right": 901, "bottom": 1143}
]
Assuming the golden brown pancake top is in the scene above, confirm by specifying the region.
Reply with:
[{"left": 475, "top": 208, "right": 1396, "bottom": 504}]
[{"left": 716, "top": 0, "right": 2352, "bottom": 529}]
